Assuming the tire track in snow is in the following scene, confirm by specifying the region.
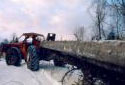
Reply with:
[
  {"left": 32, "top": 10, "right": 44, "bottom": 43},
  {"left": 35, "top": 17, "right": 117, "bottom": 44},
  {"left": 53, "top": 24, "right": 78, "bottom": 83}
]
[
  {"left": 26, "top": 70, "right": 43, "bottom": 85},
  {"left": 40, "top": 70, "right": 61, "bottom": 85},
  {"left": 27, "top": 69, "right": 61, "bottom": 85},
  {"left": 22, "top": 62, "right": 61, "bottom": 85},
  {"left": 0, "top": 60, "right": 61, "bottom": 85}
]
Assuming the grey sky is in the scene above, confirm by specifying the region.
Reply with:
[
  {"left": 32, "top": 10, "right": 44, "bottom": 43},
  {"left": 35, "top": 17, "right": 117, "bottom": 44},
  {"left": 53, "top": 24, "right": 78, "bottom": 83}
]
[{"left": 0, "top": 0, "right": 92, "bottom": 40}]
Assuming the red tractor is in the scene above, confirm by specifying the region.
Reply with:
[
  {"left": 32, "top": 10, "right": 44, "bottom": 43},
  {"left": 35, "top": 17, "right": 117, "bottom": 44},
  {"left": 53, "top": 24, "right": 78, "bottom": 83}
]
[
  {"left": 0, "top": 33, "right": 46, "bottom": 71},
  {"left": 0, "top": 32, "right": 65, "bottom": 71}
]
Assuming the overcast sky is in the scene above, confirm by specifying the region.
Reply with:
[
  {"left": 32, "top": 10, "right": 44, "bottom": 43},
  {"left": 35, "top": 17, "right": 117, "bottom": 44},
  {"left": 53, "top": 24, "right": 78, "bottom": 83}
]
[{"left": 0, "top": 0, "right": 92, "bottom": 40}]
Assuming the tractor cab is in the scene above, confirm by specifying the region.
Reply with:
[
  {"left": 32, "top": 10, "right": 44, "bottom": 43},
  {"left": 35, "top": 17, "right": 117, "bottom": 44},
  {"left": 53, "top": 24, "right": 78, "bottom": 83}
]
[
  {"left": 17, "top": 33, "right": 45, "bottom": 59},
  {"left": 18, "top": 33, "right": 45, "bottom": 47}
]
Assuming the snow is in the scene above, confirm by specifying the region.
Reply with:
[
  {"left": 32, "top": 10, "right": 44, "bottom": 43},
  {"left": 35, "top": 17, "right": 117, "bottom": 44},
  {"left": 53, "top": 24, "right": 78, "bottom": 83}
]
[{"left": 0, "top": 59, "right": 82, "bottom": 85}]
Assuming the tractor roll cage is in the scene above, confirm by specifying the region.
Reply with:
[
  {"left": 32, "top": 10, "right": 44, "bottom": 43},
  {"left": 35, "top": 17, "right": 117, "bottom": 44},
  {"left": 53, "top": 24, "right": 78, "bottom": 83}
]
[{"left": 18, "top": 33, "right": 45, "bottom": 41}]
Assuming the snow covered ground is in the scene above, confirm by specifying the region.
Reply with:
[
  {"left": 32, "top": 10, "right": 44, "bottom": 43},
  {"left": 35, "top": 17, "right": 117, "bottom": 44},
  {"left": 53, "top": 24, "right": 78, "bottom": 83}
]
[{"left": 0, "top": 59, "right": 82, "bottom": 85}]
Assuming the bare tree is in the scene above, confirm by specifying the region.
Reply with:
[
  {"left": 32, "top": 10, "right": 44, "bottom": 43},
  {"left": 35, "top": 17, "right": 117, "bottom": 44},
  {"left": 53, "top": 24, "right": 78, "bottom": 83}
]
[
  {"left": 74, "top": 26, "right": 85, "bottom": 41},
  {"left": 106, "top": 0, "right": 125, "bottom": 39},
  {"left": 111, "top": 0, "right": 125, "bottom": 17},
  {"left": 92, "top": 0, "right": 107, "bottom": 40}
]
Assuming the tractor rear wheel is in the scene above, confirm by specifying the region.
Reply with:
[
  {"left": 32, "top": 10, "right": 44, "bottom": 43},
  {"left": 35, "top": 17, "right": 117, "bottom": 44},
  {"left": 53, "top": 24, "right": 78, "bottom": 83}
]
[
  {"left": 27, "top": 45, "right": 39, "bottom": 71},
  {"left": 6, "top": 47, "right": 21, "bottom": 66}
]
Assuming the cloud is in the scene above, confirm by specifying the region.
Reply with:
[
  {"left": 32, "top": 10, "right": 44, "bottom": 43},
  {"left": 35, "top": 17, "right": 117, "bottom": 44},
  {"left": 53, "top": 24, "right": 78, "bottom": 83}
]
[{"left": 0, "top": 0, "right": 92, "bottom": 40}]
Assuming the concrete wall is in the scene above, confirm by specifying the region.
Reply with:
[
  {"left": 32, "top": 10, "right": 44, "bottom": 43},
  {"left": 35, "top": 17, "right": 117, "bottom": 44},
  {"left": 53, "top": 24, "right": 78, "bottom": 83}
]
[{"left": 42, "top": 40, "right": 125, "bottom": 67}]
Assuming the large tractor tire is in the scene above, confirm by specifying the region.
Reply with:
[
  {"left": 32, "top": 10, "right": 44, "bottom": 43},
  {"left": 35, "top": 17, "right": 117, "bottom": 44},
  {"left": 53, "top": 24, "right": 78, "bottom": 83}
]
[
  {"left": 27, "top": 45, "right": 39, "bottom": 71},
  {"left": 54, "top": 59, "right": 65, "bottom": 67},
  {"left": 6, "top": 47, "right": 22, "bottom": 66}
]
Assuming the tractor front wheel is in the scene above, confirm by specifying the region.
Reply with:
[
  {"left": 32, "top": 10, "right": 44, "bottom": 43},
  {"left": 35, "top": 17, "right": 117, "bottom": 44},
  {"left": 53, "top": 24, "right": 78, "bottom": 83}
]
[
  {"left": 27, "top": 45, "right": 39, "bottom": 71},
  {"left": 6, "top": 47, "right": 21, "bottom": 66}
]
